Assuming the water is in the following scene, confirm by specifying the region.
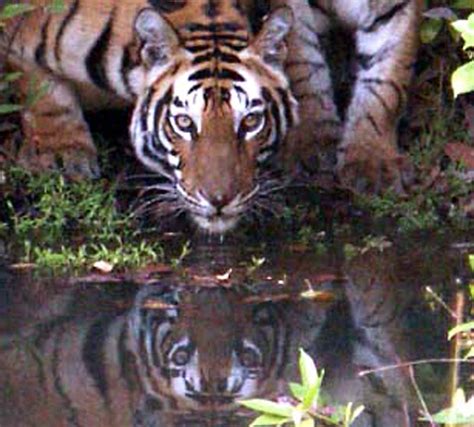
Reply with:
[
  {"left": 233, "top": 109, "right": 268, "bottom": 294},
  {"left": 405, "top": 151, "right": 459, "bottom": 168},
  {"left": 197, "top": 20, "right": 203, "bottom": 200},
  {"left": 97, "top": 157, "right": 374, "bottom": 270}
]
[{"left": 0, "top": 233, "right": 472, "bottom": 427}]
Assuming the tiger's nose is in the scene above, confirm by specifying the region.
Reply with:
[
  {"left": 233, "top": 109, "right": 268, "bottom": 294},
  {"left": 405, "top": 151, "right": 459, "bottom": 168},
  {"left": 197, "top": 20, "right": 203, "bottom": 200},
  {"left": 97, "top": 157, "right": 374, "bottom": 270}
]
[{"left": 201, "top": 190, "right": 232, "bottom": 212}]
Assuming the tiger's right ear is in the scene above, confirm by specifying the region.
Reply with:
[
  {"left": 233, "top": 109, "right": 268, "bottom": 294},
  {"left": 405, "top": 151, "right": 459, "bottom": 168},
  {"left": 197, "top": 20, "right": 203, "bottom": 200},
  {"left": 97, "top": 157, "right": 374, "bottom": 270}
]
[
  {"left": 134, "top": 8, "right": 180, "bottom": 68},
  {"left": 250, "top": 7, "right": 293, "bottom": 66}
]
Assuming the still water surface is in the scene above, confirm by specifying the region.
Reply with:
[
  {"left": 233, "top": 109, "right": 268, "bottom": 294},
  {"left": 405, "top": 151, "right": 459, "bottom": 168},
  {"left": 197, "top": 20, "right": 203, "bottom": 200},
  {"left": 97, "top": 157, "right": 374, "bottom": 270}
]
[{"left": 0, "top": 233, "right": 471, "bottom": 427}]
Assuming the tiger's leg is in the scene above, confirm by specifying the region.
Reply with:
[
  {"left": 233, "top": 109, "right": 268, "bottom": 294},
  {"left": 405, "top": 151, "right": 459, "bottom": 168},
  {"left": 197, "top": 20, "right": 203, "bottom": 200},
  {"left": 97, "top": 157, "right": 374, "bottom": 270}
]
[
  {"left": 16, "top": 67, "right": 100, "bottom": 180},
  {"left": 336, "top": 1, "right": 419, "bottom": 194},
  {"left": 270, "top": 0, "right": 341, "bottom": 177}
]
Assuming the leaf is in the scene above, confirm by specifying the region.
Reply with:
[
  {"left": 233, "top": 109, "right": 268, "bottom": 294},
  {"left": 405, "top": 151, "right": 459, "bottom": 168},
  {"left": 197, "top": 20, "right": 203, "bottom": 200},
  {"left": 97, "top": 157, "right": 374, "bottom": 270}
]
[
  {"left": 0, "top": 104, "right": 23, "bottom": 114},
  {"left": 240, "top": 399, "right": 294, "bottom": 418},
  {"left": 465, "top": 347, "right": 474, "bottom": 359},
  {"left": 469, "top": 254, "right": 474, "bottom": 272},
  {"left": 452, "top": 0, "right": 474, "bottom": 9},
  {"left": 46, "top": 0, "right": 66, "bottom": 14},
  {"left": 428, "top": 388, "right": 474, "bottom": 424},
  {"left": 1, "top": 71, "right": 23, "bottom": 82},
  {"left": 249, "top": 414, "right": 290, "bottom": 426},
  {"left": 300, "top": 418, "right": 315, "bottom": 427},
  {"left": 349, "top": 405, "right": 365, "bottom": 424},
  {"left": 289, "top": 382, "right": 306, "bottom": 401},
  {"left": 451, "top": 18, "right": 474, "bottom": 49},
  {"left": 420, "top": 18, "right": 443, "bottom": 44},
  {"left": 448, "top": 321, "right": 474, "bottom": 340},
  {"left": 452, "top": 61, "right": 474, "bottom": 97},
  {"left": 0, "top": 3, "right": 36, "bottom": 19},
  {"left": 299, "top": 349, "right": 318, "bottom": 389}
]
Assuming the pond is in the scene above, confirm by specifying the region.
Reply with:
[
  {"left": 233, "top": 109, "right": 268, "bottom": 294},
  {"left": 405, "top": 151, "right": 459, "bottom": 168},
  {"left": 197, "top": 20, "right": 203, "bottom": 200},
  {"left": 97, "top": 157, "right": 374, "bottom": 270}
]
[{"left": 0, "top": 231, "right": 472, "bottom": 427}]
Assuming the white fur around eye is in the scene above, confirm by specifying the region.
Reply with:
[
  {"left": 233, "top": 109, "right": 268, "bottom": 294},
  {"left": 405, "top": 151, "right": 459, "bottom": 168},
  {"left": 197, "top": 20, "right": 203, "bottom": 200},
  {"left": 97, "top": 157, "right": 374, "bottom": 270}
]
[{"left": 241, "top": 112, "right": 266, "bottom": 140}]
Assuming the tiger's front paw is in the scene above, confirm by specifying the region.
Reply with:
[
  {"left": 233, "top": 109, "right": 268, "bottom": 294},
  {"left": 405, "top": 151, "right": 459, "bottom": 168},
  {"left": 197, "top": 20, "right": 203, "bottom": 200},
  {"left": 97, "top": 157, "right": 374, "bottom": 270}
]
[
  {"left": 18, "top": 140, "right": 100, "bottom": 181},
  {"left": 284, "top": 119, "right": 340, "bottom": 179},
  {"left": 337, "top": 142, "right": 414, "bottom": 195}
]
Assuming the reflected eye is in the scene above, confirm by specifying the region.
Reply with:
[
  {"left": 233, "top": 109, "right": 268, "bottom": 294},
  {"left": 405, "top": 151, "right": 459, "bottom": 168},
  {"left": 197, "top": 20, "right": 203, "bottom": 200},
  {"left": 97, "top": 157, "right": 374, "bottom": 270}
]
[
  {"left": 174, "top": 114, "right": 194, "bottom": 132},
  {"left": 171, "top": 347, "right": 192, "bottom": 366},
  {"left": 239, "top": 346, "right": 262, "bottom": 368},
  {"left": 240, "top": 112, "right": 264, "bottom": 134}
]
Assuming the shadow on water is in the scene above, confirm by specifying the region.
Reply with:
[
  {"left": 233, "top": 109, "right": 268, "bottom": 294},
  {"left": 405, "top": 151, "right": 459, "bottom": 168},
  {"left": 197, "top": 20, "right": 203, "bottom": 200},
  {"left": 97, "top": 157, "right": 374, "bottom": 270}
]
[{"left": 0, "top": 234, "right": 472, "bottom": 427}]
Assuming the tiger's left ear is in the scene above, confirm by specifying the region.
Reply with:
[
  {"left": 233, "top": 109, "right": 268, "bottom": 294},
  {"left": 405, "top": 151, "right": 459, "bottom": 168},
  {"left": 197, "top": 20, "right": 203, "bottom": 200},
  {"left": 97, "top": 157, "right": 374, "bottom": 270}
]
[
  {"left": 134, "top": 8, "right": 181, "bottom": 68},
  {"left": 249, "top": 7, "right": 293, "bottom": 66}
]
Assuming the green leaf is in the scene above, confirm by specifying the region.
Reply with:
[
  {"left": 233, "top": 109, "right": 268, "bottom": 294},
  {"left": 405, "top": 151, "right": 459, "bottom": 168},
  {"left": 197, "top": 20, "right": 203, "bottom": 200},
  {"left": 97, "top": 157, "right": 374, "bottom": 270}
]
[
  {"left": 0, "top": 3, "right": 36, "bottom": 19},
  {"left": 451, "top": 17, "right": 474, "bottom": 48},
  {"left": 420, "top": 18, "right": 443, "bottom": 44},
  {"left": 289, "top": 382, "right": 306, "bottom": 401},
  {"left": 465, "top": 347, "right": 474, "bottom": 359},
  {"left": 240, "top": 399, "right": 294, "bottom": 418},
  {"left": 300, "top": 418, "right": 315, "bottom": 427},
  {"left": 299, "top": 349, "right": 318, "bottom": 389},
  {"left": 452, "top": 0, "right": 474, "bottom": 9},
  {"left": 469, "top": 254, "right": 474, "bottom": 272},
  {"left": 1, "top": 71, "right": 23, "bottom": 82},
  {"left": 46, "top": 0, "right": 66, "bottom": 14},
  {"left": 249, "top": 414, "right": 290, "bottom": 426},
  {"left": 349, "top": 405, "right": 365, "bottom": 424},
  {"left": 448, "top": 321, "right": 474, "bottom": 340},
  {"left": 428, "top": 389, "right": 474, "bottom": 424},
  {"left": 452, "top": 60, "right": 474, "bottom": 97},
  {"left": 0, "top": 104, "right": 23, "bottom": 114}
]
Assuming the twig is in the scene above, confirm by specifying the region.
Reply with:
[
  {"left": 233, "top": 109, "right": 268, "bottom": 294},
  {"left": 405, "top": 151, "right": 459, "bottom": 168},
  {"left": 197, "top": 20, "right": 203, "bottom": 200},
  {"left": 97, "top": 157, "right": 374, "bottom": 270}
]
[{"left": 358, "top": 358, "right": 474, "bottom": 377}]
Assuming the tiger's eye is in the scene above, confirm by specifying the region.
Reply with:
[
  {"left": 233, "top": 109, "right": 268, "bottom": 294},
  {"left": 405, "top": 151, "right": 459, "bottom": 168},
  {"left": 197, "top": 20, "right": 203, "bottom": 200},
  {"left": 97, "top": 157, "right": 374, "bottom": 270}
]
[
  {"left": 241, "top": 113, "right": 264, "bottom": 133},
  {"left": 172, "top": 348, "right": 191, "bottom": 366},
  {"left": 239, "top": 347, "right": 262, "bottom": 368},
  {"left": 175, "top": 114, "right": 194, "bottom": 132}
]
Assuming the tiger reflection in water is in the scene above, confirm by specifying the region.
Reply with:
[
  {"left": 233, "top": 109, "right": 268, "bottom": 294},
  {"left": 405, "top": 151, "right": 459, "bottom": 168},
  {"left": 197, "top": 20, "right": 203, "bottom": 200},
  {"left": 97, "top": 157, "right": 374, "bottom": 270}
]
[{"left": 0, "top": 248, "right": 426, "bottom": 427}]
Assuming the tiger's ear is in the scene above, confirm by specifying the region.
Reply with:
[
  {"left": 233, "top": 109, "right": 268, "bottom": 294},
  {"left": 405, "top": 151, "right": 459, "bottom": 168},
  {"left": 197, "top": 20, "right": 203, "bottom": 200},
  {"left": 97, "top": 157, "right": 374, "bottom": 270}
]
[
  {"left": 135, "top": 8, "right": 180, "bottom": 68},
  {"left": 250, "top": 7, "right": 293, "bottom": 66}
]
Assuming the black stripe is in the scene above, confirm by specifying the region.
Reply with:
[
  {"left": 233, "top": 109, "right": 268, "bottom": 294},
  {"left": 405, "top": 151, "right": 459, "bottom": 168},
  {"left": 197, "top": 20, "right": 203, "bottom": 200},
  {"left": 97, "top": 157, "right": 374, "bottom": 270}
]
[
  {"left": 140, "top": 90, "right": 154, "bottom": 135},
  {"left": 277, "top": 88, "right": 294, "bottom": 128},
  {"left": 82, "top": 316, "right": 116, "bottom": 407},
  {"left": 217, "top": 68, "right": 244, "bottom": 81},
  {"left": 362, "top": 1, "right": 410, "bottom": 33},
  {"left": 184, "top": 44, "right": 212, "bottom": 53},
  {"left": 37, "top": 106, "right": 73, "bottom": 118},
  {"left": 86, "top": 11, "right": 114, "bottom": 91},
  {"left": 366, "top": 85, "right": 392, "bottom": 116},
  {"left": 192, "top": 49, "right": 241, "bottom": 65},
  {"left": 54, "top": 0, "right": 79, "bottom": 63},
  {"left": 366, "top": 114, "right": 382, "bottom": 136},
  {"left": 185, "top": 22, "right": 243, "bottom": 33},
  {"left": 188, "top": 82, "right": 202, "bottom": 94},
  {"left": 52, "top": 327, "right": 80, "bottom": 427},
  {"left": 148, "top": 0, "right": 187, "bottom": 14},
  {"left": 120, "top": 45, "right": 136, "bottom": 97},
  {"left": 262, "top": 88, "right": 281, "bottom": 152},
  {"left": 185, "top": 33, "right": 248, "bottom": 43},
  {"left": 361, "top": 78, "right": 404, "bottom": 112},
  {"left": 189, "top": 68, "right": 213, "bottom": 81},
  {"left": 203, "top": 0, "right": 220, "bottom": 18},
  {"left": 35, "top": 16, "right": 51, "bottom": 69}
]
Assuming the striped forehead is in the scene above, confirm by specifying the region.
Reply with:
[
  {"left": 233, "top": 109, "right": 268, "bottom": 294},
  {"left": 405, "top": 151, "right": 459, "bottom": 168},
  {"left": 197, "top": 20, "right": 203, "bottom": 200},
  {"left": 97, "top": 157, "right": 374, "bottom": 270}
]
[{"left": 169, "top": 67, "right": 265, "bottom": 131}]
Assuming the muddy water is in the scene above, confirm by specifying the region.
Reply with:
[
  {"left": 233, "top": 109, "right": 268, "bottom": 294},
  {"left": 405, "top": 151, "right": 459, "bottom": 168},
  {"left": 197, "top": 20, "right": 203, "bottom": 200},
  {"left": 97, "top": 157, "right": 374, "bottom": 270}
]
[{"left": 0, "top": 234, "right": 472, "bottom": 427}]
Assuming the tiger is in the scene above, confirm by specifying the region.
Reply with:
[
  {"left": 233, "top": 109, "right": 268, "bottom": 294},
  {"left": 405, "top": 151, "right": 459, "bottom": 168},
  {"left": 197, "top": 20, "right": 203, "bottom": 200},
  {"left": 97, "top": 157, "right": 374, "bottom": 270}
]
[{"left": 1, "top": 0, "right": 420, "bottom": 233}]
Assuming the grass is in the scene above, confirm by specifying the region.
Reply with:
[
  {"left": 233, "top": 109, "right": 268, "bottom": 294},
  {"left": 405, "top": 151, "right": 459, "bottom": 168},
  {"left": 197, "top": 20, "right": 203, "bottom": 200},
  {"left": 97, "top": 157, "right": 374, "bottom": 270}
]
[{"left": 0, "top": 167, "right": 164, "bottom": 274}]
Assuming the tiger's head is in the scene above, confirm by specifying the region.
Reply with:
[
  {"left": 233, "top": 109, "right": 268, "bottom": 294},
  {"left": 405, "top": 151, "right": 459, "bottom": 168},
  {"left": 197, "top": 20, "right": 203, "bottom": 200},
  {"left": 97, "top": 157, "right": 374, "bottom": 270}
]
[
  {"left": 130, "top": 7, "right": 297, "bottom": 233},
  {"left": 128, "top": 287, "right": 286, "bottom": 411}
]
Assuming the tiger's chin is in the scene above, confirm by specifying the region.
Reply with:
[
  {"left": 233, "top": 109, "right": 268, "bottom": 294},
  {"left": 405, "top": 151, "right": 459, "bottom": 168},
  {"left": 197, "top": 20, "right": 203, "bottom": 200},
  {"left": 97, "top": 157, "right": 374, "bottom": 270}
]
[{"left": 191, "top": 214, "right": 240, "bottom": 234}]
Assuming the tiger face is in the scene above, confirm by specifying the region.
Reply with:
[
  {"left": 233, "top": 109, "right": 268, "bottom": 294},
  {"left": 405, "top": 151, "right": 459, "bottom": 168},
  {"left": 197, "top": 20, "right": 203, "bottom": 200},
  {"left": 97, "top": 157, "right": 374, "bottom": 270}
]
[
  {"left": 129, "top": 288, "right": 285, "bottom": 410},
  {"left": 130, "top": 7, "right": 298, "bottom": 233}
]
